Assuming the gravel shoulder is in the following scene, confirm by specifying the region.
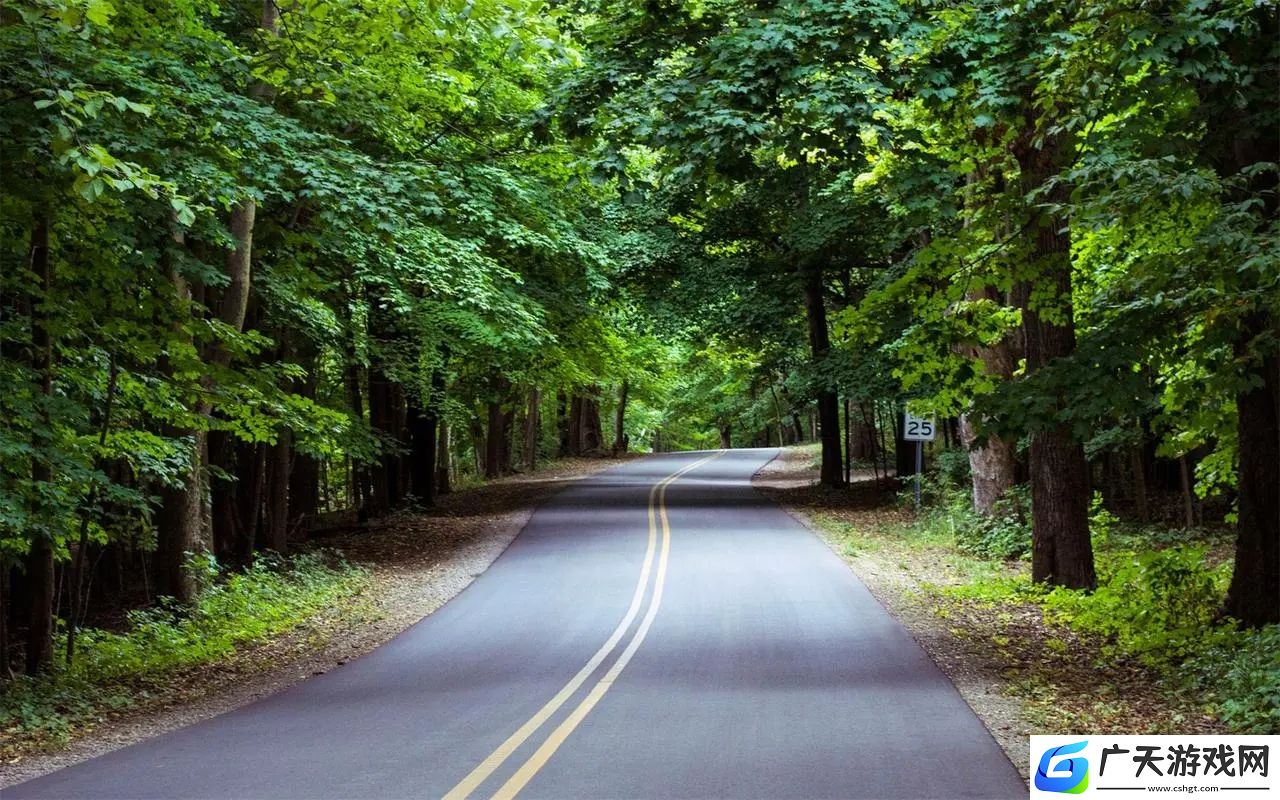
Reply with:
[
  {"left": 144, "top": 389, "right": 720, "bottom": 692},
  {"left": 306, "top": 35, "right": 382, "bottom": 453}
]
[
  {"left": 752, "top": 446, "right": 1033, "bottom": 782},
  {"left": 0, "top": 456, "right": 633, "bottom": 788}
]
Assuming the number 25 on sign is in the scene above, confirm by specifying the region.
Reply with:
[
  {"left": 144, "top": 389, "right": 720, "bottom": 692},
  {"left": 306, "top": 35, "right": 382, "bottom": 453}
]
[{"left": 903, "top": 412, "right": 936, "bottom": 442}]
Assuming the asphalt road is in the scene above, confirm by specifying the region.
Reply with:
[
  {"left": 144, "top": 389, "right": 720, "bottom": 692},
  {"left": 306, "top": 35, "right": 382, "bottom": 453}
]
[{"left": 8, "top": 448, "right": 1026, "bottom": 800}]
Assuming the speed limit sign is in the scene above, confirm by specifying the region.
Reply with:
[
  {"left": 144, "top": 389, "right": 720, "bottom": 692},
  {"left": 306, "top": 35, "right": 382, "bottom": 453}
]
[{"left": 903, "top": 412, "right": 936, "bottom": 442}]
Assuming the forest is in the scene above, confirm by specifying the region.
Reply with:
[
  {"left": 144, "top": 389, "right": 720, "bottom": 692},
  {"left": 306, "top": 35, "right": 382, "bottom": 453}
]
[{"left": 1, "top": 0, "right": 1276, "bottom": 740}]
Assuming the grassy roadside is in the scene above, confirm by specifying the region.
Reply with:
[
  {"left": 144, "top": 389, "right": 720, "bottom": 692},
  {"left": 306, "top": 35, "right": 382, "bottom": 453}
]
[
  {"left": 1, "top": 552, "right": 372, "bottom": 760},
  {"left": 758, "top": 445, "right": 1279, "bottom": 744}
]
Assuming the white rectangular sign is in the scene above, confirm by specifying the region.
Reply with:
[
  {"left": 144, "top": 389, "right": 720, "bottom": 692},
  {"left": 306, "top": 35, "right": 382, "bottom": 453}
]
[
  {"left": 902, "top": 412, "right": 936, "bottom": 442},
  {"left": 1030, "top": 735, "right": 1277, "bottom": 798}
]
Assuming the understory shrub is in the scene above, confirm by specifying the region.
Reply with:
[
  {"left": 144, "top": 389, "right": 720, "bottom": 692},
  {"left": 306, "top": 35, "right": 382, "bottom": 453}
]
[
  {"left": 949, "top": 545, "right": 1277, "bottom": 733},
  {"left": 0, "top": 551, "right": 368, "bottom": 751},
  {"left": 1040, "top": 546, "right": 1231, "bottom": 665},
  {"left": 1188, "top": 626, "right": 1280, "bottom": 734},
  {"left": 904, "top": 478, "right": 1032, "bottom": 560}
]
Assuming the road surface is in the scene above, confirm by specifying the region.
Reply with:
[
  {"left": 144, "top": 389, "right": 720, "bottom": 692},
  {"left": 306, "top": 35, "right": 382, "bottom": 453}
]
[{"left": 8, "top": 449, "right": 1025, "bottom": 799}]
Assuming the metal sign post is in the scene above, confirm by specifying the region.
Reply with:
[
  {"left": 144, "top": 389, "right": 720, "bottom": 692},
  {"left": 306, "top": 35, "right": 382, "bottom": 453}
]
[{"left": 902, "top": 411, "right": 937, "bottom": 510}]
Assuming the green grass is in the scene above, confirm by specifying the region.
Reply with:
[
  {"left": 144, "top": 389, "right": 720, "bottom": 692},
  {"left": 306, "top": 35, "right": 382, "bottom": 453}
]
[{"left": 1, "top": 551, "right": 370, "bottom": 754}]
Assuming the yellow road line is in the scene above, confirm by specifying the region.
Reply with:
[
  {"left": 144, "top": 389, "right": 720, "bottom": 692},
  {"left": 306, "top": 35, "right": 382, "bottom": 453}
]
[
  {"left": 490, "top": 450, "right": 723, "bottom": 800},
  {"left": 442, "top": 451, "right": 723, "bottom": 800}
]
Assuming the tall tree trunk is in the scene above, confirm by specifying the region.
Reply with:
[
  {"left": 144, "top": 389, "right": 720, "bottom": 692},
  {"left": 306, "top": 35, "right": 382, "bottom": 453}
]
[
  {"left": 406, "top": 392, "right": 438, "bottom": 506},
  {"left": 581, "top": 391, "right": 603, "bottom": 453},
  {"left": 221, "top": 201, "right": 255, "bottom": 334},
  {"left": 344, "top": 360, "right": 370, "bottom": 521},
  {"left": 1210, "top": 51, "right": 1280, "bottom": 624},
  {"left": 287, "top": 363, "right": 320, "bottom": 536},
  {"left": 1017, "top": 135, "right": 1095, "bottom": 590},
  {"left": 1179, "top": 455, "right": 1197, "bottom": 529},
  {"left": 484, "top": 398, "right": 503, "bottom": 479},
  {"left": 556, "top": 391, "right": 570, "bottom": 456},
  {"left": 1224, "top": 313, "right": 1280, "bottom": 626},
  {"left": 567, "top": 395, "right": 584, "bottom": 456},
  {"left": 156, "top": 224, "right": 205, "bottom": 602},
  {"left": 484, "top": 376, "right": 510, "bottom": 479},
  {"left": 843, "top": 396, "right": 852, "bottom": 483},
  {"left": 719, "top": 424, "right": 732, "bottom": 449},
  {"left": 233, "top": 441, "right": 266, "bottom": 562},
  {"left": 850, "top": 410, "right": 873, "bottom": 461},
  {"left": 859, "top": 402, "right": 881, "bottom": 482},
  {"left": 262, "top": 432, "right": 291, "bottom": 552},
  {"left": 367, "top": 358, "right": 399, "bottom": 514},
  {"left": 524, "top": 387, "right": 541, "bottom": 469},
  {"left": 612, "top": 381, "right": 628, "bottom": 455},
  {"left": 802, "top": 265, "right": 843, "bottom": 487},
  {"left": 24, "top": 216, "right": 54, "bottom": 675},
  {"left": 436, "top": 417, "right": 452, "bottom": 495},
  {"left": 1130, "top": 441, "right": 1149, "bottom": 525}
]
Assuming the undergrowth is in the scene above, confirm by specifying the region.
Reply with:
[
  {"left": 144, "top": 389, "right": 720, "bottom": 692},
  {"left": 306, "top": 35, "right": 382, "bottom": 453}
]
[
  {"left": 1, "top": 551, "right": 369, "bottom": 755},
  {"left": 837, "top": 451, "right": 1279, "bottom": 735}
]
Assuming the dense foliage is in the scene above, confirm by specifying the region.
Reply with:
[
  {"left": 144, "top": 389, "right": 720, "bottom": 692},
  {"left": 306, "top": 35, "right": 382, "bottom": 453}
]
[{"left": 1, "top": 0, "right": 1275, "bottom": 692}]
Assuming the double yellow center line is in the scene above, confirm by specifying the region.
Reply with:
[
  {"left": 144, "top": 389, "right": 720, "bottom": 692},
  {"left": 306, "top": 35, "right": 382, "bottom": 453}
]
[{"left": 443, "top": 451, "right": 724, "bottom": 800}]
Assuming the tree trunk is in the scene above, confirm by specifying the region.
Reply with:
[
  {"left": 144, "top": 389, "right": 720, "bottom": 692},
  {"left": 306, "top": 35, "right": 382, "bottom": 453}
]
[
  {"left": 1224, "top": 312, "right": 1280, "bottom": 626},
  {"left": 367, "top": 359, "right": 399, "bottom": 514},
  {"left": 843, "top": 396, "right": 852, "bottom": 483},
  {"left": 23, "top": 538, "right": 53, "bottom": 676},
  {"left": 956, "top": 281, "right": 1021, "bottom": 515},
  {"left": 156, "top": 224, "right": 206, "bottom": 602},
  {"left": 719, "top": 424, "right": 732, "bottom": 449},
  {"left": 1130, "top": 441, "right": 1149, "bottom": 524},
  {"left": 485, "top": 391, "right": 506, "bottom": 479},
  {"left": 262, "top": 431, "right": 291, "bottom": 552},
  {"left": 581, "top": 391, "right": 603, "bottom": 453},
  {"left": 612, "top": 381, "right": 628, "bottom": 455},
  {"left": 959, "top": 414, "right": 1016, "bottom": 515},
  {"left": 1179, "top": 454, "right": 1197, "bottom": 529},
  {"left": 436, "top": 417, "right": 452, "bottom": 495},
  {"left": 499, "top": 403, "right": 514, "bottom": 474},
  {"left": 407, "top": 393, "right": 438, "bottom": 506},
  {"left": 524, "top": 388, "right": 541, "bottom": 469},
  {"left": 233, "top": 441, "right": 266, "bottom": 562},
  {"left": 24, "top": 216, "right": 54, "bottom": 675},
  {"left": 568, "top": 395, "right": 584, "bottom": 456},
  {"left": 1205, "top": 28, "right": 1279, "bottom": 625},
  {"left": 287, "top": 364, "right": 320, "bottom": 536},
  {"left": 220, "top": 202, "right": 255, "bottom": 336},
  {"left": 802, "top": 266, "right": 843, "bottom": 487},
  {"left": 344, "top": 361, "right": 371, "bottom": 520},
  {"left": 1015, "top": 132, "right": 1095, "bottom": 590},
  {"left": 850, "top": 409, "right": 873, "bottom": 461},
  {"left": 556, "top": 391, "right": 570, "bottom": 457}
]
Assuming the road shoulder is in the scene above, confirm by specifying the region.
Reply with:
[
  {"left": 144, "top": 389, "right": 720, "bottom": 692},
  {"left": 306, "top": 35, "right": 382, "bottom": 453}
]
[{"left": 752, "top": 446, "right": 1033, "bottom": 782}]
